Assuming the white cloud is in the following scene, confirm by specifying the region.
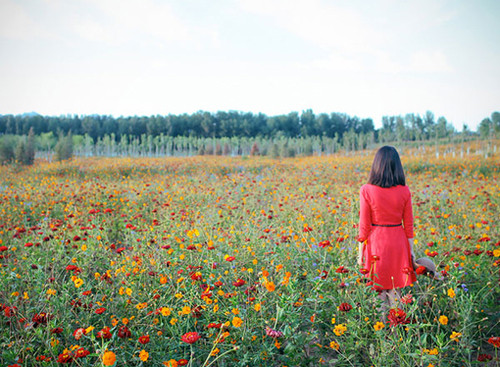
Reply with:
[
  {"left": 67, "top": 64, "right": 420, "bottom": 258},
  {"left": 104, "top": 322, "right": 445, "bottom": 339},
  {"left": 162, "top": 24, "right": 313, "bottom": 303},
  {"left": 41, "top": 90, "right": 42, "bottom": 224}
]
[
  {"left": 238, "top": 0, "right": 384, "bottom": 53},
  {"left": 408, "top": 50, "right": 453, "bottom": 73},
  {"left": 0, "top": 0, "right": 51, "bottom": 40}
]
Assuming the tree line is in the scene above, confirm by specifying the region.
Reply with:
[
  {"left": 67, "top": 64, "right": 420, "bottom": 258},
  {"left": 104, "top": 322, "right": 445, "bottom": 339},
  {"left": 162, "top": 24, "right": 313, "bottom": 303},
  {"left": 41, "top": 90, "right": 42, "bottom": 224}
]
[{"left": 0, "top": 110, "right": 498, "bottom": 164}]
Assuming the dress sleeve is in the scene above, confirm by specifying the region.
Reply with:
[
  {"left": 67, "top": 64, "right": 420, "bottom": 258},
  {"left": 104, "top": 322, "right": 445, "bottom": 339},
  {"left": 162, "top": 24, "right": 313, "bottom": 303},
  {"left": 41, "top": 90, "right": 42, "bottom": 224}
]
[
  {"left": 403, "top": 188, "right": 414, "bottom": 238},
  {"left": 357, "top": 186, "right": 372, "bottom": 242}
]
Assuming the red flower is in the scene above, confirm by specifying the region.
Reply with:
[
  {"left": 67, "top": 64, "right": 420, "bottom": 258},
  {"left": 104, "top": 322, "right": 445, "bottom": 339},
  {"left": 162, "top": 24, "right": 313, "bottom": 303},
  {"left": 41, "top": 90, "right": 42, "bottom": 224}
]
[
  {"left": 178, "top": 360, "right": 189, "bottom": 366},
  {"left": 206, "top": 322, "right": 222, "bottom": 329},
  {"left": 118, "top": 325, "right": 131, "bottom": 338},
  {"left": 57, "top": 352, "right": 73, "bottom": 364},
  {"left": 51, "top": 327, "right": 63, "bottom": 334},
  {"left": 335, "top": 266, "right": 349, "bottom": 274},
  {"left": 415, "top": 266, "right": 426, "bottom": 275},
  {"left": 387, "top": 308, "right": 410, "bottom": 326},
  {"left": 318, "top": 240, "right": 331, "bottom": 248},
  {"left": 97, "top": 326, "right": 112, "bottom": 339},
  {"left": 265, "top": 326, "right": 283, "bottom": 338},
  {"left": 95, "top": 307, "right": 106, "bottom": 314},
  {"left": 427, "top": 251, "right": 438, "bottom": 257},
  {"left": 181, "top": 331, "right": 201, "bottom": 344},
  {"left": 138, "top": 335, "right": 150, "bottom": 344},
  {"left": 359, "top": 268, "right": 369, "bottom": 275},
  {"left": 74, "top": 347, "right": 90, "bottom": 359},
  {"left": 233, "top": 279, "right": 246, "bottom": 287},
  {"left": 73, "top": 328, "right": 86, "bottom": 340},
  {"left": 488, "top": 337, "right": 500, "bottom": 348},
  {"left": 401, "top": 293, "right": 413, "bottom": 305},
  {"left": 225, "top": 256, "right": 235, "bottom": 262},
  {"left": 339, "top": 303, "right": 353, "bottom": 312},
  {"left": 0, "top": 246, "right": 8, "bottom": 252},
  {"left": 478, "top": 354, "right": 493, "bottom": 362}
]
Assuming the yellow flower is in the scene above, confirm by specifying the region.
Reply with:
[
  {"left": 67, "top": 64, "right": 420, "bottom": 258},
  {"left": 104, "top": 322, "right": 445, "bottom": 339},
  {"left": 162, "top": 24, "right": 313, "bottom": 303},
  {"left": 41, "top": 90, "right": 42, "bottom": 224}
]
[
  {"left": 211, "top": 347, "right": 220, "bottom": 356},
  {"left": 136, "top": 302, "right": 147, "bottom": 310},
  {"left": 232, "top": 308, "right": 240, "bottom": 315},
  {"left": 73, "top": 278, "right": 84, "bottom": 288},
  {"left": 126, "top": 288, "right": 133, "bottom": 296},
  {"left": 46, "top": 288, "right": 56, "bottom": 296},
  {"left": 232, "top": 316, "right": 243, "bottom": 328},
  {"left": 331, "top": 317, "right": 336, "bottom": 324},
  {"left": 373, "top": 322, "right": 385, "bottom": 331},
  {"left": 181, "top": 306, "right": 191, "bottom": 315},
  {"left": 102, "top": 350, "right": 116, "bottom": 366},
  {"left": 170, "top": 318, "right": 178, "bottom": 325},
  {"left": 447, "top": 288, "right": 455, "bottom": 298},
  {"left": 254, "top": 303, "right": 261, "bottom": 312},
  {"left": 493, "top": 249, "right": 500, "bottom": 257},
  {"left": 438, "top": 315, "right": 448, "bottom": 325},
  {"left": 85, "top": 326, "right": 95, "bottom": 334},
  {"left": 333, "top": 324, "right": 347, "bottom": 336},
  {"left": 161, "top": 307, "right": 171, "bottom": 316},
  {"left": 450, "top": 331, "right": 461, "bottom": 342},
  {"left": 330, "top": 340, "right": 340, "bottom": 350},
  {"left": 139, "top": 349, "right": 149, "bottom": 362},
  {"left": 163, "top": 360, "right": 178, "bottom": 367}
]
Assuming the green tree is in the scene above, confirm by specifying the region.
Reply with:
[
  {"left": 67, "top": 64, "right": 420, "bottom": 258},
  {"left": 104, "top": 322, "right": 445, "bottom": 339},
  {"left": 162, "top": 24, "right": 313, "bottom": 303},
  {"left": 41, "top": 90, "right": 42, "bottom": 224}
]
[{"left": 55, "top": 131, "right": 74, "bottom": 161}]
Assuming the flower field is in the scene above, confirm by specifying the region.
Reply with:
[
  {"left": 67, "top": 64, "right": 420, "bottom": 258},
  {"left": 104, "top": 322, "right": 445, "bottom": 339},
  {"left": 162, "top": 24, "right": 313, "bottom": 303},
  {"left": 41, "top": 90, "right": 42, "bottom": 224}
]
[{"left": 0, "top": 146, "right": 499, "bottom": 366}]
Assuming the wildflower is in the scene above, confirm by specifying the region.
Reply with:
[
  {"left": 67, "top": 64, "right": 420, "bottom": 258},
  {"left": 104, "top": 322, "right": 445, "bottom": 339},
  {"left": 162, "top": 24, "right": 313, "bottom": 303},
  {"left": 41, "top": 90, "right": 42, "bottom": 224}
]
[
  {"left": 118, "top": 325, "right": 131, "bottom": 338},
  {"left": 450, "top": 331, "right": 462, "bottom": 342},
  {"left": 254, "top": 303, "right": 261, "bottom": 311},
  {"left": 74, "top": 347, "right": 90, "bottom": 359},
  {"left": 330, "top": 340, "right": 340, "bottom": 350},
  {"left": 265, "top": 327, "right": 283, "bottom": 338},
  {"left": 102, "top": 350, "right": 116, "bottom": 366},
  {"left": 139, "top": 350, "right": 149, "bottom": 362},
  {"left": 333, "top": 324, "right": 347, "bottom": 336},
  {"left": 232, "top": 316, "right": 243, "bottom": 327},
  {"left": 57, "top": 350, "right": 73, "bottom": 364},
  {"left": 233, "top": 279, "right": 246, "bottom": 287},
  {"left": 387, "top": 308, "right": 410, "bottom": 327},
  {"left": 373, "top": 321, "right": 385, "bottom": 331},
  {"left": 160, "top": 307, "right": 171, "bottom": 316},
  {"left": 439, "top": 315, "right": 448, "bottom": 325},
  {"left": 488, "top": 337, "right": 500, "bottom": 348},
  {"left": 338, "top": 303, "right": 352, "bottom": 312},
  {"left": 73, "top": 328, "right": 86, "bottom": 340},
  {"left": 447, "top": 288, "right": 456, "bottom": 298},
  {"left": 401, "top": 293, "right": 413, "bottom": 304},
  {"left": 164, "top": 360, "right": 178, "bottom": 367},
  {"left": 478, "top": 354, "right": 493, "bottom": 362},
  {"left": 139, "top": 335, "right": 150, "bottom": 344},
  {"left": 181, "top": 331, "right": 201, "bottom": 344},
  {"left": 415, "top": 266, "right": 427, "bottom": 275},
  {"left": 261, "top": 278, "right": 275, "bottom": 291},
  {"left": 95, "top": 307, "right": 106, "bottom": 314}
]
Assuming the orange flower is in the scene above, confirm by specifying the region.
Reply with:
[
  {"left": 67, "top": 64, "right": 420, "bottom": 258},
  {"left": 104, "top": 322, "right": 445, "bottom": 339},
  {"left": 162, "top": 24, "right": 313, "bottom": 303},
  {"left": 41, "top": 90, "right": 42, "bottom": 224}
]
[
  {"left": 102, "top": 350, "right": 116, "bottom": 366},
  {"left": 139, "top": 350, "right": 149, "bottom": 362}
]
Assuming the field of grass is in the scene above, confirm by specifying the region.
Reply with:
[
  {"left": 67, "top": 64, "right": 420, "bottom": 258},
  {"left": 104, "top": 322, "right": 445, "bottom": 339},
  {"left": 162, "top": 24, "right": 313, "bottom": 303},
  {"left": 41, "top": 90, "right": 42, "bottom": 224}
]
[{"left": 0, "top": 146, "right": 499, "bottom": 366}]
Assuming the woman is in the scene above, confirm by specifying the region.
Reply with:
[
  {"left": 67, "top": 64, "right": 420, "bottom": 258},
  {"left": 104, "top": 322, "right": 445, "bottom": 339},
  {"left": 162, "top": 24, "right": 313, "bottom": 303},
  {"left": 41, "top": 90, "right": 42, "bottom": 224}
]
[{"left": 357, "top": 146, "right": 417, "bottom": 311}]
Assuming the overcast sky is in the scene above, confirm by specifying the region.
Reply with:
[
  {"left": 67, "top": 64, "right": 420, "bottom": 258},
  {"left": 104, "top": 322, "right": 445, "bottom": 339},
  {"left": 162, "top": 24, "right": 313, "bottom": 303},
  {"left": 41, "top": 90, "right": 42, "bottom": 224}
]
[{"left": 0, "top": 0, "right": 498, "bottom": 130}]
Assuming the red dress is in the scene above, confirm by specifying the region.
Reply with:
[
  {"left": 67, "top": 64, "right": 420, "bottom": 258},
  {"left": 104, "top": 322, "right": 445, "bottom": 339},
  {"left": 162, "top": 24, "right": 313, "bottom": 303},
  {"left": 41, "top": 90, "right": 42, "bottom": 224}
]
[{"left": 358, "top": 184, "right": 416, "bottom": 290}]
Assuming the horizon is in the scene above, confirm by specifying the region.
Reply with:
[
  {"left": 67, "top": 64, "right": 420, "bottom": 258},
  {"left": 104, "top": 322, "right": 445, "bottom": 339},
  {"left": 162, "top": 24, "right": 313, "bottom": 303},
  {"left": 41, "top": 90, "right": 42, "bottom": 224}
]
[{"left": 1, "top": 0, "right": 499, "bottom": 131}]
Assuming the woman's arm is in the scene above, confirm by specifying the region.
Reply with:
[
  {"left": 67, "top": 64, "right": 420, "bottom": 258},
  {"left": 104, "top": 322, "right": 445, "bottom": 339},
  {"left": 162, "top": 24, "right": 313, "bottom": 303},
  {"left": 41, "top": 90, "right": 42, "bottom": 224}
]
[{"left": 358, "top": 186, "right": 372, "bottom": 242}]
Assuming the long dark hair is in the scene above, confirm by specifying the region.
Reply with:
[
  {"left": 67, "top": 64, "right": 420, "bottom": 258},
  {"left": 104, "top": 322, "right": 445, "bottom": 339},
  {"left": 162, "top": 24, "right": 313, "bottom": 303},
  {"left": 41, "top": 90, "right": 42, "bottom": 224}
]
[{"left": 368, "top": 146, "right": 406, "bottom": 187}]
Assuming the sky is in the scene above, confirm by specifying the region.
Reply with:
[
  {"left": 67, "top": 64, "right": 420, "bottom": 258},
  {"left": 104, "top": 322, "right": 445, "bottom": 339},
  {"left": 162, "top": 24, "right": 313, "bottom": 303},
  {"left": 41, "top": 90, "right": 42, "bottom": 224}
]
[{"left": 0, "top": 0, "right": 499, "bottom": 131}]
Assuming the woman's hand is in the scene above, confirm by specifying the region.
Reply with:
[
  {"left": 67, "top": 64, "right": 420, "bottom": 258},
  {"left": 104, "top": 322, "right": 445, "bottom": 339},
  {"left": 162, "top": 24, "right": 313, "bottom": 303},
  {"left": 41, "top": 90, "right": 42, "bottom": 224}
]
[{"left": 357, "top": 253, "right": 363, "bottom": 267}]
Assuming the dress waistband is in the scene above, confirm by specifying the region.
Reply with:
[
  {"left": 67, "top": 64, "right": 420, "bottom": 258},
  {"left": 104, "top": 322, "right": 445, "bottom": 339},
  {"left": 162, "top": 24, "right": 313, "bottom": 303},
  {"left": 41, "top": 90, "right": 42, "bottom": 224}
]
[{"left": 371, "top": 223, "right": 402, "bottom": 227}]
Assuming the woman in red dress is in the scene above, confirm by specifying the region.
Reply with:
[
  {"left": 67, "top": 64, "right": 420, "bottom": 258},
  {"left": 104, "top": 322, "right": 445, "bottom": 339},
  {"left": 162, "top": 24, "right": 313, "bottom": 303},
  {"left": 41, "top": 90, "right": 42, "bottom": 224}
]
[{"left": 357, "top": 146, "right": 417, "bottom": 311}]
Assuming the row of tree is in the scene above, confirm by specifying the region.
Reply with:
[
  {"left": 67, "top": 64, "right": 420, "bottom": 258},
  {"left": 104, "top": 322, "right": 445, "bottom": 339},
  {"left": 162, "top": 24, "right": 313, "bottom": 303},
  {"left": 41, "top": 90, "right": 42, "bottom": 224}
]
[{"left": 0, "top": 110, "right": 498, "bottom": 165}]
